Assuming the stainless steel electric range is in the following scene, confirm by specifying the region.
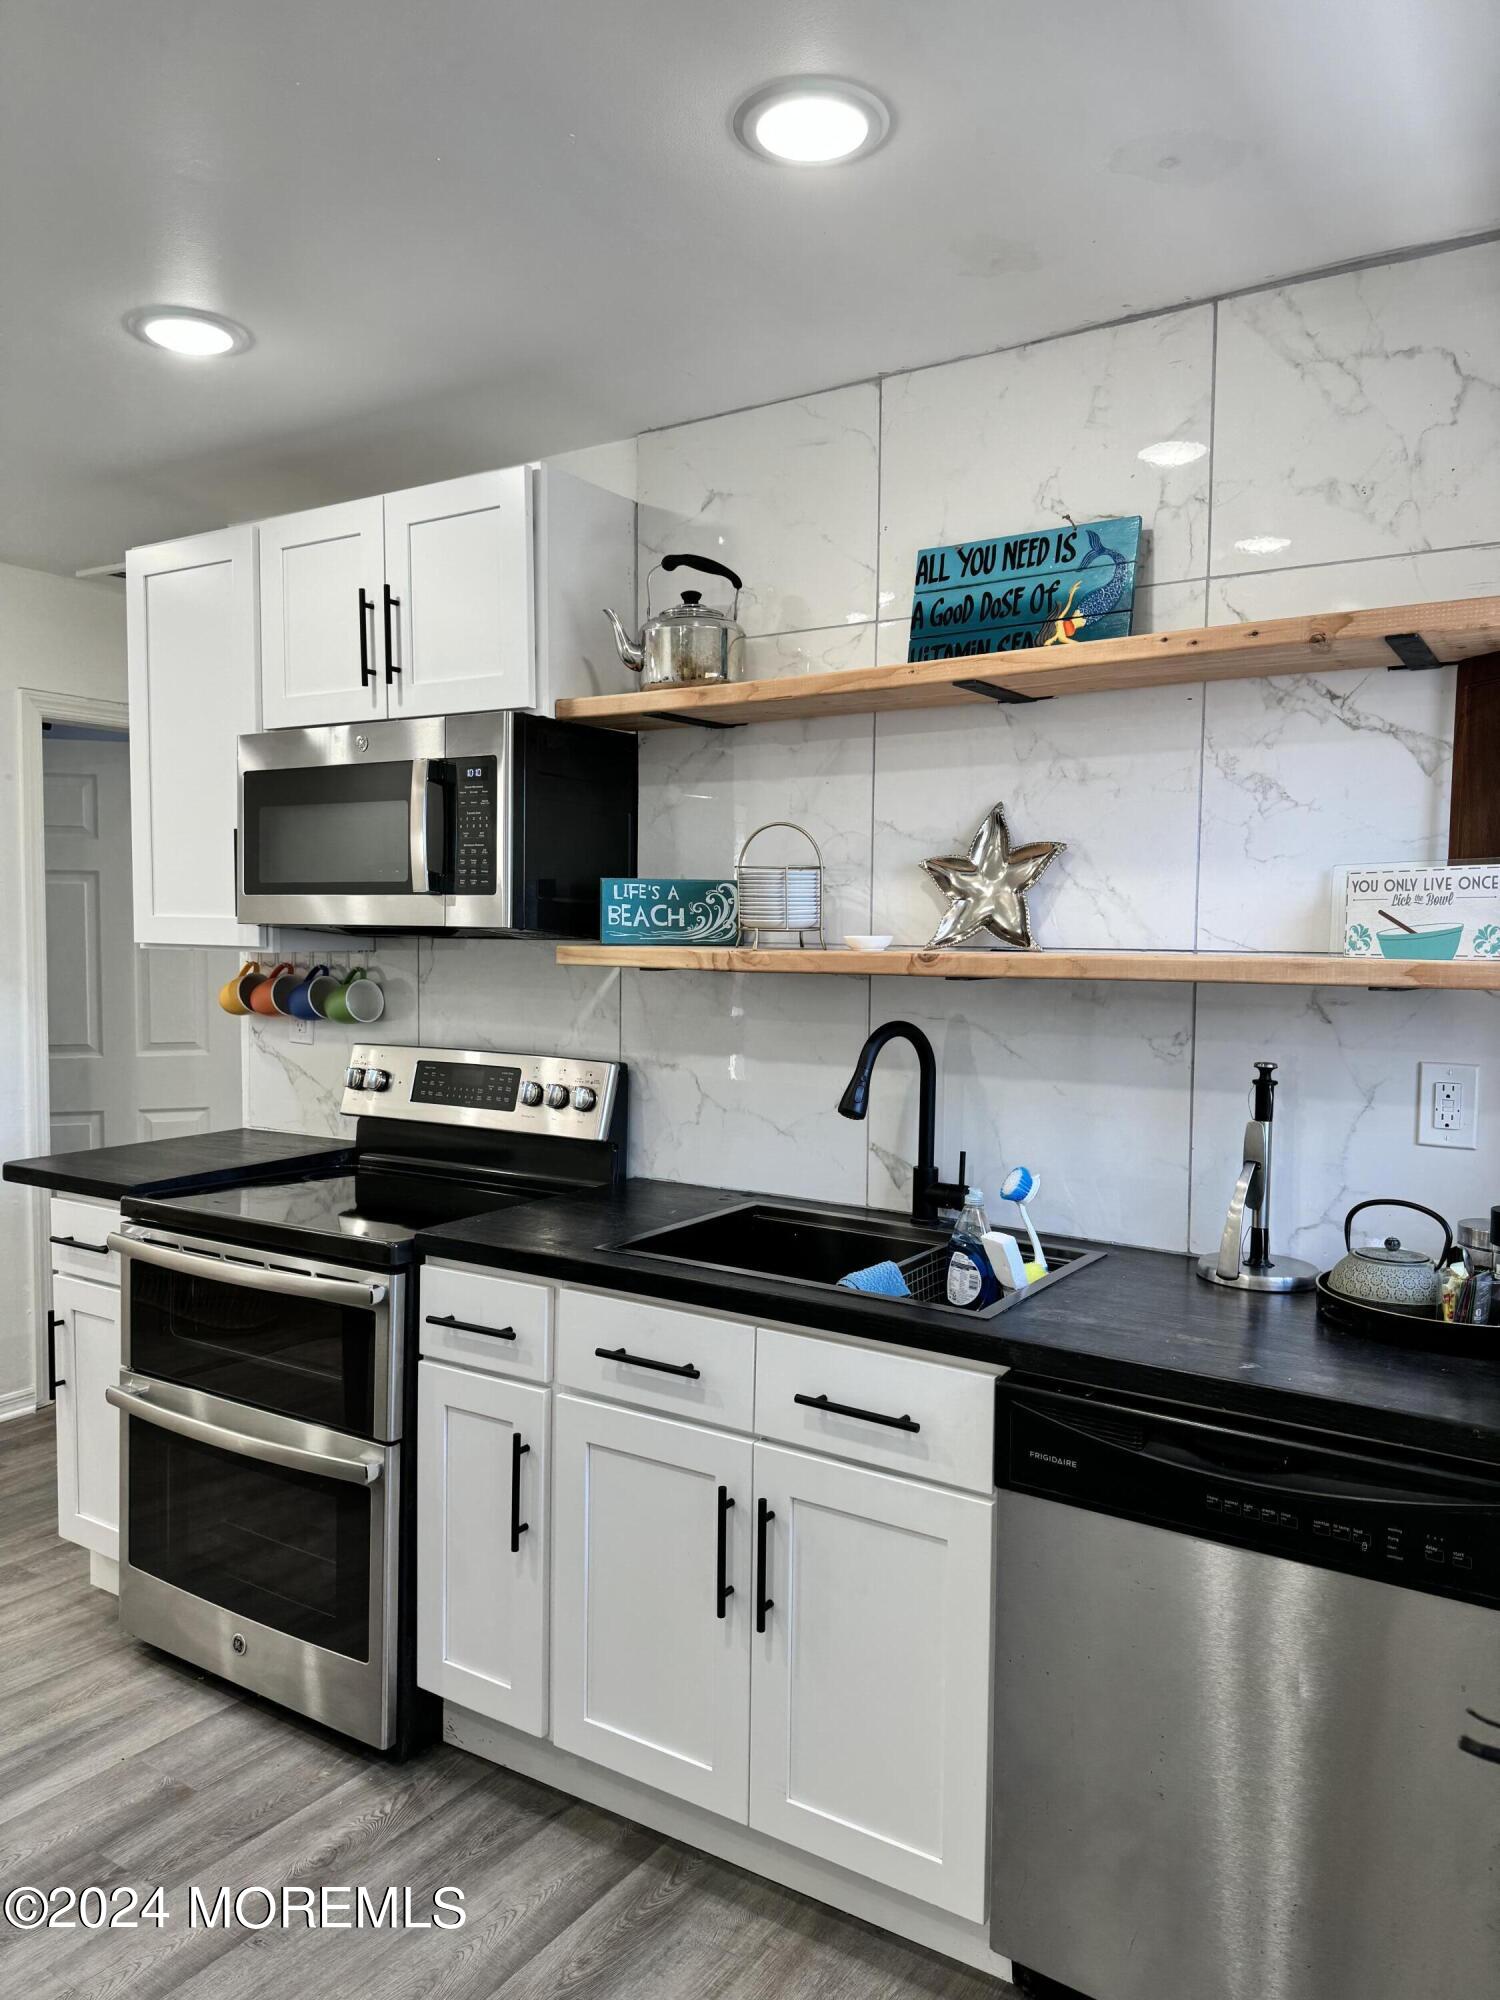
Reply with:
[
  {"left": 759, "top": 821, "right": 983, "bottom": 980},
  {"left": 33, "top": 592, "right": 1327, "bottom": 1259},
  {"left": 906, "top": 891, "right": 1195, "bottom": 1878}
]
[{"left": 107, "top": 1043, "right": 626, "bottom": 1754}]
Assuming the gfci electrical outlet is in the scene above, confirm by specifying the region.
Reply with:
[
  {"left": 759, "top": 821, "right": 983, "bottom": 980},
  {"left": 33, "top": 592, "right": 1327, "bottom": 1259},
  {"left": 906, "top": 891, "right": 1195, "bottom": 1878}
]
[
  {"left": 288, "top": 1015, "right": 314, "bottom": 1047},
  {"left": 1417, "top": 1060, "right": 1479, "bottom": 1150}
]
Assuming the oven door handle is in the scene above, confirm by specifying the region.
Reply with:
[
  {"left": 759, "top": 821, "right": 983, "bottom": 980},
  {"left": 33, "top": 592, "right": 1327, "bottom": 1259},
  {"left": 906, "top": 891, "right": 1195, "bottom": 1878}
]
[
  {"left": 107, "top": 1232, "right": 386, "bottom": 1310},
  {"left": 105, "top": 1383, "right": 384, "bottom": 1485}
]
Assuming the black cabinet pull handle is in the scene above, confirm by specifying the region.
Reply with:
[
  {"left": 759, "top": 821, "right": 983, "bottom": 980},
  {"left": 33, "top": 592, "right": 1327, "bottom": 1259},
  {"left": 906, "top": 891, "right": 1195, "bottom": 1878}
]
[
  {"left": 426, "top": 1312, "right": 517, "bottom": 1341},
  {"left": 383, "top": 585, "right": 401, "bottom": 682},
  {"left": 756, "top": 1498, "right": 775, "bottom": 1633},
  {"left": 794, "top": 1391, "right": 920, "bottom": 1434},
  {"left": 49, "top": 1234, "right": 109, "bottom": 1257},
  {"left": 358, "top": 588, "right": 377, "bottom": 686},
  {"left": 46, "top": 1312, "right": 65, "bottom": 1400},
  {"left": 1460, "top": 1734, "right": 1500, "bottom": 1766},
  {"left": 595, "top": 1345, "right": 701, "bottom": 1380},
  {"left": 716, "top": 1485, "right": 735, "bottom": 1619},
  {"left": 511, "top": 1433, "right": 530, "bottom": 1554}
]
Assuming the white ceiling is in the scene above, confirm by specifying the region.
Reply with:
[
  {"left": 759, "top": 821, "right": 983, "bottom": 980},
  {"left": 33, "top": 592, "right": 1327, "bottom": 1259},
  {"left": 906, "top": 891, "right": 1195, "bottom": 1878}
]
[{"left": 3, "top": 0, "right": 1497, "bottom": 574}]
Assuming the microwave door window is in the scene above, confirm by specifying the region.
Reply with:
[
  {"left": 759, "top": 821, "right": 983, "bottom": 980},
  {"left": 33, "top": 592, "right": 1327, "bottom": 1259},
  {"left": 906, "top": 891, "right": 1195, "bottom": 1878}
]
[{"left": 242, "top": 763, "right": 416, "bottom": 897}]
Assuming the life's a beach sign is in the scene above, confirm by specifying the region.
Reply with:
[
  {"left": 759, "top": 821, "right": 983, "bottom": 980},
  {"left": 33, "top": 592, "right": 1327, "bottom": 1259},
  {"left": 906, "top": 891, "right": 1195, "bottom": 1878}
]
[{"left": 907, "top": 515, "right": 1140, "bottom": 661}]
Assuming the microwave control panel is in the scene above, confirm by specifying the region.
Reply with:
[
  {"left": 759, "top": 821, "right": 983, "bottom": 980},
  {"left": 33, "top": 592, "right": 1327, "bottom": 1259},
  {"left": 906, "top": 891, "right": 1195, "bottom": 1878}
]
[{"left": 453, "top": 758, "right": 498, "bottom": 897}]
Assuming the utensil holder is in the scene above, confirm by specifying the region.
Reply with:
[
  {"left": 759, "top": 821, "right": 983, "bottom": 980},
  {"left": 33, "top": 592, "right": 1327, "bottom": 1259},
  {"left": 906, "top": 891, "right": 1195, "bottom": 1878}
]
[{"left": 735, "top": 821, "right": 824, "bottom": 948}]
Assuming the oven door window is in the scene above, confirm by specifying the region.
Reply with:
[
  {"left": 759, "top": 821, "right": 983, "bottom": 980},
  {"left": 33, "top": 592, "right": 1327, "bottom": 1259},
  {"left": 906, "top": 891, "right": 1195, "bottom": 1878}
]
[
  {"left": 241, "top": 761, "right": 421, "bottom": 897},
  {"left": 128, "top": 1420, "right": 372, "bottom": 1661},
  {"left": 129, "top": 1262, "right": 376, "bottom": 1436}
]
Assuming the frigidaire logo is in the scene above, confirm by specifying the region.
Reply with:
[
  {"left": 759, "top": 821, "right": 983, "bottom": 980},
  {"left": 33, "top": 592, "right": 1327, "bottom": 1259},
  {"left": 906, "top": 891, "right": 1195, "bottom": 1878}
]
[{"left": 1028, "top": 1449, "right": 1079, "bottom": 1471}]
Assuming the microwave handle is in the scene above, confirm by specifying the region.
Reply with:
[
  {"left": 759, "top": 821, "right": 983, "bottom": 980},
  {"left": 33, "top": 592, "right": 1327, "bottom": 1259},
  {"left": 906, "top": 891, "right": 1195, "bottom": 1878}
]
[{"left": 410, "top": 756, "right": 437, "bottom": 894}]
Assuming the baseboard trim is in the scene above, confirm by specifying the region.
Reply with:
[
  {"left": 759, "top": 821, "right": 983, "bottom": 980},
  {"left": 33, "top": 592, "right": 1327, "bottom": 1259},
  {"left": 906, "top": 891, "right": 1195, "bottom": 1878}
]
[
  {"left": 445, "top": 1704, "right": 1013, "bottom": 1983},
  {"left": 0, "top": 1389, "right": 37, "bottom": 1423},
  {"left": 88, "top": 1552, "right": 120, "bottom": 1596}
]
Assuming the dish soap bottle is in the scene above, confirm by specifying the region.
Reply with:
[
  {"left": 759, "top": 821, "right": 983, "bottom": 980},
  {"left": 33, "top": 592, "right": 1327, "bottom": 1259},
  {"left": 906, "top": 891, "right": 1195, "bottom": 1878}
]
[{"left": 946, "top": 1187, "right": 1001, "bottom": 1309}]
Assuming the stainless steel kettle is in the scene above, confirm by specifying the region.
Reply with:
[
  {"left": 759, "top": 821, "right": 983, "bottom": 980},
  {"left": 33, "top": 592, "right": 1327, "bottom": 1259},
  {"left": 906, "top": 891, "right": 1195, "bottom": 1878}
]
[
  {"left": 604, "top": 554, "right": 746, "bottom": 689},
  {"left": 1325, "top": 1199, "right": 1454, "bottom": 1313}
]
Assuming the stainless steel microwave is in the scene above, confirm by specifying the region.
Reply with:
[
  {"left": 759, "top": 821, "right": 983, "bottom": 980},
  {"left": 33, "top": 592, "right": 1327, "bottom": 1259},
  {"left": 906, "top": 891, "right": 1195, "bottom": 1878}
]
[{"left": 237, "top": 712, "right": 636, "bottom": 934}]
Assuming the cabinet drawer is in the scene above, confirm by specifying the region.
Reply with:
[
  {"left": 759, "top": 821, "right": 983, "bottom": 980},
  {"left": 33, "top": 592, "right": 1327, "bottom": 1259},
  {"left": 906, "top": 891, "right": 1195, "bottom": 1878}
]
[
  {"left": 754, "top": 1327, "right": 995, "bottom": 1493},
  {"left": 556, "top": 1289, "right": 755, "bottom": 1430},
  {"left": 420, "top": 1263, "right": 551, "bottom": 1382},
  {"left": 49, "top": 1198, "right": 123, "bottom": 1285}
]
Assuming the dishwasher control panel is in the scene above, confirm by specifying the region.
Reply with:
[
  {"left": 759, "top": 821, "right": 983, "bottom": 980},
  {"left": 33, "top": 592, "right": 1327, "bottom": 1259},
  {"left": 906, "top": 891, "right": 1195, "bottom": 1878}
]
[{"left": 1000, "top": 1383, "right": 1500, "bottom": 1609}]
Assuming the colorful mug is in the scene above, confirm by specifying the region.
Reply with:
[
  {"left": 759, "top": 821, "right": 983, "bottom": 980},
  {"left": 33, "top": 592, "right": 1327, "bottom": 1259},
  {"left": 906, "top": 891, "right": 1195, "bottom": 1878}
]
[
  {"left": 247, "top": 962, "right": 295, "bottom": 1017},
  {"left": 217, "top": 961, "right": 260, "bottom": 1016},
  {"left": 322, "top": 967, "right": 385, "bottom": 1024},
  {"left": 284, "top": 964, "right": 331, "bottom": 1021}
]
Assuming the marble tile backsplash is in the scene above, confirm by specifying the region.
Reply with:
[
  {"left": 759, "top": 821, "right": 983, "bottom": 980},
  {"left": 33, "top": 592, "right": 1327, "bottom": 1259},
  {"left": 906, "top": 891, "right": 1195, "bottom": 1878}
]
[{"left": 245, "top": 240, "right": 1500, "bottom": 1256}]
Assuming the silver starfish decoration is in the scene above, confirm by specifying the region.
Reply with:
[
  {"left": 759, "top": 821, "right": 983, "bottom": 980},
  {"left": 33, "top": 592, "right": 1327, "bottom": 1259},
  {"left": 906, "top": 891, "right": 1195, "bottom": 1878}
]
[{"left": 922, "top": 803, "right": 1065, "bottom": 950}]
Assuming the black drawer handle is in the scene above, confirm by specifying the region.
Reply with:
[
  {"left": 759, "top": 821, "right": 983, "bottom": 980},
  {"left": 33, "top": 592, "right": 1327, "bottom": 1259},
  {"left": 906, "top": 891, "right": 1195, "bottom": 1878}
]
[
  {"left": 46, "top": 1312, "right": 65, "bottom": 1400},
  {"left": 49, "top": 1234, "right": 110, "bottom": 1257},
  {"left": 1460, "top": 1733, "right": 1500, "bottom": 1766},
  {"left": 794, "top": 1392, "right": 919, "bottom": 1434},
  {"left": 511, "top": 1433, "right": 530, "bottom": 1554},
  {"left": 426, "top": 1313, "right": 517, "bottom": 1341},
  {"left": 756, "top": 1498, "right": 775, "bottom": 1633},
  {"left": 595, "top": 1345, "right": 700, "bottom": 1380},
  {"left": 716, "top": 1485, "right": 734, "bottom": 1619}
]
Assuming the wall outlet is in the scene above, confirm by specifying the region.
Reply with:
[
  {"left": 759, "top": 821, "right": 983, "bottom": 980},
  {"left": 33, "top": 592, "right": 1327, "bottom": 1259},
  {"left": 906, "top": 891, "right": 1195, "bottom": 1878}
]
[
  {"left": 1417, "top": 1060, "right": 1478, "bottom": 1150},
  {"left": 288, "top": 1015, "right": 314, "bottom": 1047}
]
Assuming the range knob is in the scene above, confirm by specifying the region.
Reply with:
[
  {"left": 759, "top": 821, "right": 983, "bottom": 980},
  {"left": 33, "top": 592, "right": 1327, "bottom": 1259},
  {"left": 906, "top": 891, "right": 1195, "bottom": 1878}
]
[
  {"left": 518, "top": 1080, "right": 544, "bottom": 1108},
  {"left": 364, "top": 1068, "right": 391, "bottom": 1092},
  {"left": 344, "top": 1066, "right": 366, "bottom": 1090},
  {"left": 572, "top": 1085, "right": 597, "bottom": 1114},
  {"left": 545, "top": 1083, "right": 571, "bottom": 1111}
]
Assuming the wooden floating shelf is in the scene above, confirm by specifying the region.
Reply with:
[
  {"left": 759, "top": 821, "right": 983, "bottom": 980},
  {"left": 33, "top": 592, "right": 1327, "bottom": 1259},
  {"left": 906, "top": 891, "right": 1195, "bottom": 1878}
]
[
  {"left": 557, "top": 945, "right": 1500, "bottom": 990},
  {"left": 556, "top": 595, "right": 1500, "bottom": 732}
]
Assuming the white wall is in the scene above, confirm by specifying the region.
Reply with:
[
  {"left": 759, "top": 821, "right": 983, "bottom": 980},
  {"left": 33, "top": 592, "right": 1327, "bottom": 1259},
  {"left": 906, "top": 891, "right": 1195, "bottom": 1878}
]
[
  {"left": 243, "top": 239, "right": 1500, "bottom": 1269},
  {"left": 0, "top": 563, "right": 127, "bottom": 1401}
]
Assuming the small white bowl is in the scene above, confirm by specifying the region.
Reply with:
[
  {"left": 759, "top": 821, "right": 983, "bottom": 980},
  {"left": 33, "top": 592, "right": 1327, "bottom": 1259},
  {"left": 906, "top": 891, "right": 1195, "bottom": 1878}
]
[{"left": 843, "top": 934, "right": 894, "bottom": 951}]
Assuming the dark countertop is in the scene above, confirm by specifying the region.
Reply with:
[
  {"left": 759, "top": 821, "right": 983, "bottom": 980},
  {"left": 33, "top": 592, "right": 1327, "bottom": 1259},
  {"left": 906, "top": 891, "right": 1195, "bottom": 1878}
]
[
  {"left": 3, "top": 1129, "right": 355, "bottom": 1202},
  {"left": 418, "top": 1178, "right": 1500, "bottom": 1466}
]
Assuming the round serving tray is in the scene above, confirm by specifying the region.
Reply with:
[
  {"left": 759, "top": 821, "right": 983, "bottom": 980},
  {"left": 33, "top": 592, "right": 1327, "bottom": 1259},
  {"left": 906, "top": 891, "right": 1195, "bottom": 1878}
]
[{"left": 1315, "top": 1271, "right": 1494, "bottom": 1353}]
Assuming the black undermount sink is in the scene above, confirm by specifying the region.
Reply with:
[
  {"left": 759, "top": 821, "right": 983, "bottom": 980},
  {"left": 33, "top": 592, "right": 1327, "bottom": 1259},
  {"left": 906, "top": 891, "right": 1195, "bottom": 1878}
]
[{"left": 616, "top": 1202, "right": 1103, "bottom": 1317}]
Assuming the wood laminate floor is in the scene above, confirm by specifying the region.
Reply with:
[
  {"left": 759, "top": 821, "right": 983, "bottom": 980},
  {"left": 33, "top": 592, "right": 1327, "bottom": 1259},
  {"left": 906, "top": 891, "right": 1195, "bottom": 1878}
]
[{"left": 0, "top": 1410, "right": 1011, "bottom": 2000}]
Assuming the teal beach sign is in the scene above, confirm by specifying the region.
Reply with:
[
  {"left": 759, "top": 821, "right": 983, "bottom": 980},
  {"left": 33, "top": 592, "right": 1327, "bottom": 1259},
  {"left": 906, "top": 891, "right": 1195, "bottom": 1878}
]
[
  {"left": 601, "top": 878, "right": 738, "bottom": 945},
  {"left": 907, "top": 515, "right": 1140, "bottom": 661}
]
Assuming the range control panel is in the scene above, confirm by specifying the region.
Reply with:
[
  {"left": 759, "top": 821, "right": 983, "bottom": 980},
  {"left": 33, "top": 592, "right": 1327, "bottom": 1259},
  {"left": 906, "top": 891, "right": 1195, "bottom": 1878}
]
[{"left": 340, "top": 1043, "right": 620, "bottom": 1141}]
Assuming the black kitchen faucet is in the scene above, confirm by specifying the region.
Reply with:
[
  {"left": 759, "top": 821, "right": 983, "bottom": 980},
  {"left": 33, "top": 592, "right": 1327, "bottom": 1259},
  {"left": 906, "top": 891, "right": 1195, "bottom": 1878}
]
[{"left": 837, "top": 1020, "right": 967, "bottom": 1226}]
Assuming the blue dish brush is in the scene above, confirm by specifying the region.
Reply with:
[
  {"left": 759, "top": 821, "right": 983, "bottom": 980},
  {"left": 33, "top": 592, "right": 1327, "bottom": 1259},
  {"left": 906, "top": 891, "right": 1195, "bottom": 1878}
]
[{"left": 838, "top": 1260, "right": 912, "bottom": 1298}]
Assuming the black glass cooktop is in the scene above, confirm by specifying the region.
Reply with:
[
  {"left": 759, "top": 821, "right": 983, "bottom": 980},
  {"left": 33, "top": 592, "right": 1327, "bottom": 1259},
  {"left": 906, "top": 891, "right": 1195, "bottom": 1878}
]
[{"left": 123, "top": 1166, "right": 564, "bottom": 1269}]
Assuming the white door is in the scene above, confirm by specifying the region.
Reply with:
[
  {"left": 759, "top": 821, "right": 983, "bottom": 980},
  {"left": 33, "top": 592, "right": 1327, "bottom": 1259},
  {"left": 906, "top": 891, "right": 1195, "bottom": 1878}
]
[
  {"left": 52, "top": 1274, "right": 120, "bottom": 1559},
  {"left": 126, "top": 527, "right": 260, "bottom": 947},
  {"left": 384, "top": 468, "right": 534, "bottom": 716},
  {"left": 258, "top": 498, "right": 385, "bottom": 727},
  {"left": 44, "top": 734, "right": 242, "bottom": 1150},
  {"left": 417, "top": 1361, "right": 549, "bottom": 1736},
  {"left": 749, "top": 1443, "right": 994, "bottom": 1920},
  {"left": 551, "top": 1393, "right": 752, "bottom": 1819}
]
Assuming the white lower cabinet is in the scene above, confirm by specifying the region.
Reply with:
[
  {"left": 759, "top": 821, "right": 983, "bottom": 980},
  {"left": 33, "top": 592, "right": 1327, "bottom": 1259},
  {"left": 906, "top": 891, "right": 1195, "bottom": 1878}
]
[
  {"left": 550, "top": 1392, "right": 753, "bottom": 1819},
  {"left": 748, "top": 1443, "right": 994, "bottom": 1921},
  {"left": 417, "top": 1360, "right": 549, "bottom": 1735},
  {"left": 51, "top": 1274, "right": 121, "bottom": 1561}
]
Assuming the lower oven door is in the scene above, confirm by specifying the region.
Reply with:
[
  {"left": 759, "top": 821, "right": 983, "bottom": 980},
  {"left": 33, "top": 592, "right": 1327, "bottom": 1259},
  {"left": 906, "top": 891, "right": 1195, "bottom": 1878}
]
[{"left": 107, "top": 1373, "right": 399, "bottom": 1749}]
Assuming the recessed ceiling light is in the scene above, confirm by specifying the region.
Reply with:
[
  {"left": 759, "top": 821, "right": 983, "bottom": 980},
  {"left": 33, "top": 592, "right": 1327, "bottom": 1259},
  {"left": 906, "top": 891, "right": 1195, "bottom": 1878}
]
[
  {"left": 1234, "top": 534, "right": 1293, "bottom": 556},
  {"left": 1137, "top": 439, "right": 1208, "bottom": 468},
  {"left": 733, "top": 79, "right": 890, "bottom": 165},
  {"left": 124, "top": 306, "right": 251, "bottom": 357}
]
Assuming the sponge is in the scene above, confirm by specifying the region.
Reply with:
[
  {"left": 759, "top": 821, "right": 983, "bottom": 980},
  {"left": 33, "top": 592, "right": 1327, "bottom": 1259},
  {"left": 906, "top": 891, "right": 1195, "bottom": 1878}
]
[{"left": 838, "top": 1260, "right": 912, "bottom": 1298}]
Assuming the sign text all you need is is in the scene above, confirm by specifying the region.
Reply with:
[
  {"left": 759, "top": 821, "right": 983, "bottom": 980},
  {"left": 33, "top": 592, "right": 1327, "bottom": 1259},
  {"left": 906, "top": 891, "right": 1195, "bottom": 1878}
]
[{"left": 907, "top": 516, "right": 1140, "bottom": 661}]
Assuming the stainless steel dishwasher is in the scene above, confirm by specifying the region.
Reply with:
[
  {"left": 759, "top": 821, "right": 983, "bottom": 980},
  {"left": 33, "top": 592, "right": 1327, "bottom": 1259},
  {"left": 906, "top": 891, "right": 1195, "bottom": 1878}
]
[{"left": 992, "top": 1381, "right": 1500, "bottom": 2000}]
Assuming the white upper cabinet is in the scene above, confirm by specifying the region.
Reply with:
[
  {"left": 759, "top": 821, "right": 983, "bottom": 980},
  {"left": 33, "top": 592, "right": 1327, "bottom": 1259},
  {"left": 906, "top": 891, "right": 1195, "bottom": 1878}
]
[
  {"left": 385, "top": 469, "right": 534, "bottom": 717},
  {"left": 126, "top": 526, "right": 260, "bottom": 947},
  {"left": 258, "top": 497, "right": 385, "bottom": 728},
  {"left": 748, "top": 1442, "right": 994, "bottom": 1921}
]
